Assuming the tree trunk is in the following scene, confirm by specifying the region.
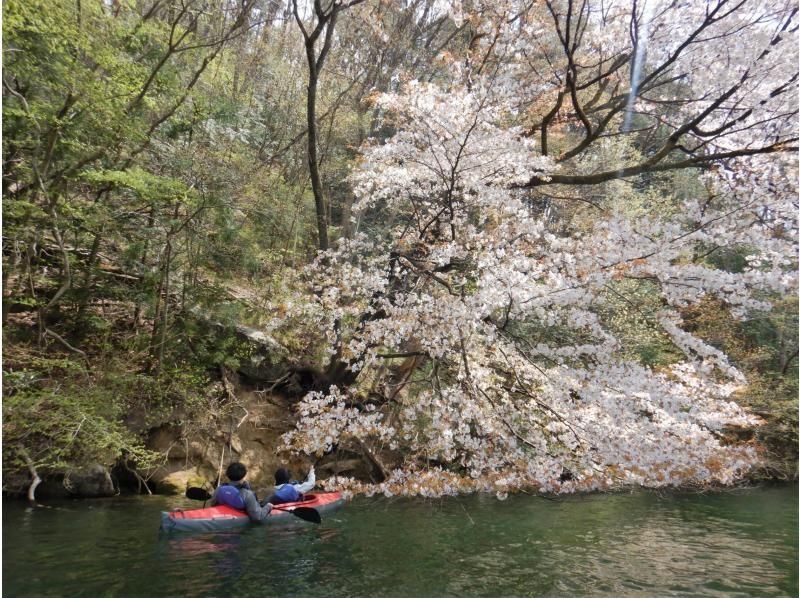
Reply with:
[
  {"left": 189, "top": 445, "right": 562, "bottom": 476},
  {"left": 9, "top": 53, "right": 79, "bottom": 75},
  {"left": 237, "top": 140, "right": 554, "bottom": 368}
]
[
  {"left": 305, "top": 51, "right": 328, "bottom": 251},
  {"left": 133, "top": 206, "right": 156, "bottom": 330},
  {"left": 75, "top": 229, "right": 103, "bottom": 323}
]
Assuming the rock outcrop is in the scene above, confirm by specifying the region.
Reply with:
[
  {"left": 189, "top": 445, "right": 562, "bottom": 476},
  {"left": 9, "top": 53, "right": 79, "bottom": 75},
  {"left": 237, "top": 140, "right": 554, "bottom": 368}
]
[{"left": 64, "top": 464, "right": 116, "bottom": 498}]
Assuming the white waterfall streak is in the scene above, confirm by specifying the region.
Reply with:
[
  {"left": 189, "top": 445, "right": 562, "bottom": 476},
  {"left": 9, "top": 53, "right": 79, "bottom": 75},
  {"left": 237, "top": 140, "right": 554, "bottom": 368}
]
[{"left": 622, "top": 1, "right": 654, "bottom": 132}]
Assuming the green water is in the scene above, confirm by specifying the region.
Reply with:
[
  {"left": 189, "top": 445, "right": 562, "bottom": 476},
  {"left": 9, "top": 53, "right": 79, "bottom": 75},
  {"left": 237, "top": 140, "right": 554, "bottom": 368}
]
[{"left": 3, "top": 484, "right": 797, "bottom": 597}]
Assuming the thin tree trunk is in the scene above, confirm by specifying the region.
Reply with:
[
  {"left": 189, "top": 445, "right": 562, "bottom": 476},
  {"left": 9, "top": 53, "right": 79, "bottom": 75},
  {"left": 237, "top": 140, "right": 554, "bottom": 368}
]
[
  {"left": 2, "top": 240, "right": 21, "bottom": 326},
  {"left": 75, "top": 229, "right": 103, "bottom": 323},
  {"left": 134, "top": 206, "right": 156, "bottom": 330},
  {"left": 156, "top": 236, "right": 172, "bottom": 372},
  {"left": 216, "top": 444, "right": 226, "bottom": 488},
  {"left": 305, "top": 61, "right": 328, "bottom": 251}
]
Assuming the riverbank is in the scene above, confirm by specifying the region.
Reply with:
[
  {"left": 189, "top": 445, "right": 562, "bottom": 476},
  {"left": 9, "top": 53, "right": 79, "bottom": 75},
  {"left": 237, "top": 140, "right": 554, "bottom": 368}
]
[{"left": 3, "top": 309, "right": 797, "bottom": 500}]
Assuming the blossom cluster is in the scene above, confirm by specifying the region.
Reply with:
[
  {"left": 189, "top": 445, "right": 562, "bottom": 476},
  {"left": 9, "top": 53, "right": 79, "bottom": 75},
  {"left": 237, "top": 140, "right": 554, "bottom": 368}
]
[{"left": 276, "top": 2, "right": 796, "bottom": 498}]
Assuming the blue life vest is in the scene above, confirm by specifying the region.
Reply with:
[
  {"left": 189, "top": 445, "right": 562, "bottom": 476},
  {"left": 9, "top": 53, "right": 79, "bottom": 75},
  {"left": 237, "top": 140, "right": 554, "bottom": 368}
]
[
  {"left": 272, "top": 483, "right": 301, "bottom": 504},
  {"left": 216, "top": 484, "right": 246, "bottom": 510}
]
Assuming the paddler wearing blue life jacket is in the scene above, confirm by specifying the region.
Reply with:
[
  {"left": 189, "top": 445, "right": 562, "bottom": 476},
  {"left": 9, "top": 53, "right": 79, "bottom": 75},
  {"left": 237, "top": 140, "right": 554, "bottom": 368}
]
[
  {"left": 209, "top": 462, "right": 273, "bottom": 522},
  {"left": 268, "top": 465, "right": 315, "bottom": 505}
]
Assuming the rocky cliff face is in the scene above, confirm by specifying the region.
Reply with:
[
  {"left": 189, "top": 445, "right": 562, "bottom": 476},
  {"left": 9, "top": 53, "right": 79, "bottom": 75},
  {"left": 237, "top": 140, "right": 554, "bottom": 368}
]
[
  {"left": 144, "top": 388, "right": 306, "bottom": 495},
  {"left": 134, "top": 323, "right": 320, "bottom": 495},
  {"left": 143, "top": 382, "right": 379, "bottom": 496}
]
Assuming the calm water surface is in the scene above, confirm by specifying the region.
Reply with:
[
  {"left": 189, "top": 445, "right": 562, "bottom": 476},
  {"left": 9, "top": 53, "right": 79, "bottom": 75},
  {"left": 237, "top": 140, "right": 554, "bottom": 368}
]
[{"left": 3, "top": 484, "right": 797, "bottom": 596}]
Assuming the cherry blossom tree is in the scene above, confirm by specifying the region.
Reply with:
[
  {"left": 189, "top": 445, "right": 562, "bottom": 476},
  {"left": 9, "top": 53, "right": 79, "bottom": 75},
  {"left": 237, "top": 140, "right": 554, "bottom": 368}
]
[{"left": 276, "top": 0, "right": 798, "bottom": 497}]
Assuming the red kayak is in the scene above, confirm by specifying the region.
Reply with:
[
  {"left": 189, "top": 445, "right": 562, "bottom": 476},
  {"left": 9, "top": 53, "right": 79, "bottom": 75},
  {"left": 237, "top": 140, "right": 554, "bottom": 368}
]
[{"left": 160, "top": 492, "right": 344, "bottom": 533}]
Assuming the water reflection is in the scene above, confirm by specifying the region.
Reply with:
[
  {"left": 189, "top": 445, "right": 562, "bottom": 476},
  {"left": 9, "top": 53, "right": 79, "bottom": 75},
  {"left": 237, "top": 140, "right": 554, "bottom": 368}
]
[
  {"left": 159, "top": 533, "right": 244, "bottom": 595},
  {"left": 2, "top": 486, "right": 797, "bottom": 597},
  {"left": 156, "top": 521, "right": 350, "bottom": 596},
  {"left": 546, "top": 512, "right": 790, "bottom": 595},
  {"left": 445, "top": 491, "right": 795, "bottom": 596}
]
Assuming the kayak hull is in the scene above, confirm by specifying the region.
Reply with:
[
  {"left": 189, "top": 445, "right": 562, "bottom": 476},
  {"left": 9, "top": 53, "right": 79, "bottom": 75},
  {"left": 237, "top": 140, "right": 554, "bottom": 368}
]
[{"left": 159, "top": 492, "right": 344, "bottom": 533}]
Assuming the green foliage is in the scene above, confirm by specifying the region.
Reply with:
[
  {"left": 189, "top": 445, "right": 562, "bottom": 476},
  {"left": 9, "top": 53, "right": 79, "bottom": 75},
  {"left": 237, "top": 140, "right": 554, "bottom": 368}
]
[
  {"left": 178, "top": 318, "right": 245, "bottom": 372},
  {"left": 82, "top": 167, "right": 192, "bottom": 205},
  {"left": 704, "top": 245, "right": 755, "bottom": 274},
  {"left": 0, "top": 337, "right": 227, "bottom": 485},
  {"left": 683, "top": 296, "right": 799, "bottom": 476},
  {"left": 2, "top": 357, "right": 162, "bottom": 474},
  {"left": 598, "top": 278, "right": 682, "bottom": 367}
]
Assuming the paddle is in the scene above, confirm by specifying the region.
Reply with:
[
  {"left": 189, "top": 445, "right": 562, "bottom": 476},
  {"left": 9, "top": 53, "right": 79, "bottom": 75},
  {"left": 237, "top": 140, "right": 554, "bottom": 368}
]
[{"left": 185, "top": 487, "right": 321, "bottom": 524}]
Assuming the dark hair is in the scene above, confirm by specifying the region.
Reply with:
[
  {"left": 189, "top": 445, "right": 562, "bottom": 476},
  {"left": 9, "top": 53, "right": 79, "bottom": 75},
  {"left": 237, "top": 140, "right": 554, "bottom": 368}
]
[
  {"left": 275, "top": 467, "right": 291, "bottom": 485},
  {"left": 226, "top": 462, "right": 247, "bottom": 482}
]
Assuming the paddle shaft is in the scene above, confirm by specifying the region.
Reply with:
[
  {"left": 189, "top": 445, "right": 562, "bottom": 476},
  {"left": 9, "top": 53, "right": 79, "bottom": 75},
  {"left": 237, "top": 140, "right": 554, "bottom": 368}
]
[{"left": 270, "top": 505, "right": 322, "bottom": 524}]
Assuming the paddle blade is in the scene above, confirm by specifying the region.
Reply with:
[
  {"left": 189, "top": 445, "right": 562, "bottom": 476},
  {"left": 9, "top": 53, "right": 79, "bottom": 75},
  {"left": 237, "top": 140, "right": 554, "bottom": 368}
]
[
  {"left": 274, "top": 506, "right": 321, "bottom": 524},
  {"left": 186, "top": 487, "right": 212, "bottom": 501},
  {"left": 292, "top": 507, "right": 322, "bottom": 524}
]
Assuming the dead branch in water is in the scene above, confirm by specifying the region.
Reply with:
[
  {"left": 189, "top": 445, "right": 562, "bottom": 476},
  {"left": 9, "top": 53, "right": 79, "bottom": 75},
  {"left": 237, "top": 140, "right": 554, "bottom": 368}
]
[{"left": 20, "top": 449, "right": 42, "bottom": 502}]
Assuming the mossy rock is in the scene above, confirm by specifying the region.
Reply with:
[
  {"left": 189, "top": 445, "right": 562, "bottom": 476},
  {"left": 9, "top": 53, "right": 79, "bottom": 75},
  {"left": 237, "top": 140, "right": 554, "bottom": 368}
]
[{"left": 158, "top": 469, "right": 211, "bottom": 495}]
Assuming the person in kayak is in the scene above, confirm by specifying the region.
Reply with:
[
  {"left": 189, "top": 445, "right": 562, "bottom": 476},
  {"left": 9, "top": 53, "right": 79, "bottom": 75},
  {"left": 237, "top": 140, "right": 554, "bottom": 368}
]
[
  {"left": 268, "top": 465, "right": 315, "bottom": 505},
  {"left": 209, "top": 462, "right": 273, "bottom": 522}
]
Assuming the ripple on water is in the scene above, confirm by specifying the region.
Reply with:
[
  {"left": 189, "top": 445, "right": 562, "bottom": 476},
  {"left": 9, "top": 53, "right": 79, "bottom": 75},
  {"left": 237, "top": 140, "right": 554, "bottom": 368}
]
[{"left": 2, "top": 486, "right": 797, "bottom": 597}]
